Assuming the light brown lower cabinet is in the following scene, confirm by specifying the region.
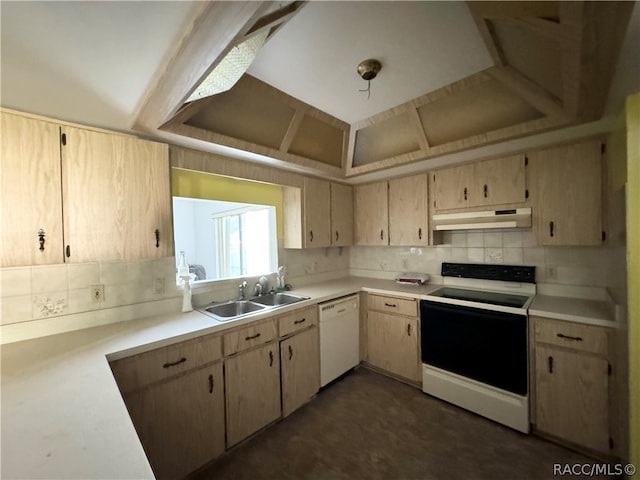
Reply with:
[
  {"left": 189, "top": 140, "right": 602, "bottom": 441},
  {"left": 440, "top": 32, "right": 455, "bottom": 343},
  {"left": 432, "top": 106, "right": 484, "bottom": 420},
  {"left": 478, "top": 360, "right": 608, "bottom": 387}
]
[
  {"left": 366, "top": 310, "right": 420, "bottom": 382},
  {"left": 280, "top": 327, "right": 320, "bottom": 417},
  {"left": 124, "top": 362, "right": 225, "bottom": 480},
  {"left": 533, "top": 317, "right": 611, "bottom": 454},
  {"left": 225, "top": 342, "right": 281, "bottom": 448}
]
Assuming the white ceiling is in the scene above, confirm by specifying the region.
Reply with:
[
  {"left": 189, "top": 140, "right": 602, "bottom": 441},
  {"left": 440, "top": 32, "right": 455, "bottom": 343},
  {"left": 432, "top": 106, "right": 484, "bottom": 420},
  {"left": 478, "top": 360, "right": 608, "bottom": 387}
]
[
  {"left": 0, "top": 0, "right": 638, "bottom": 148},
  {"left": 0, "top": 0, "right": 200, "bottom": 131},
  {"left": 248, "top": 1, "right": 494, "bottom": 124}
]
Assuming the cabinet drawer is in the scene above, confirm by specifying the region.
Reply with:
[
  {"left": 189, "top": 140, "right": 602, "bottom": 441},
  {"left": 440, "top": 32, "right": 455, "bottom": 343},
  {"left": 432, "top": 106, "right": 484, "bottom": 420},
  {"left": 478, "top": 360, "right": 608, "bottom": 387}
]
[
  {"left": 368, "top": 294, "right": 417, "bottom": 317},
  {"left": 224, "top": 319, "right": 277, "bottom": 356},
  {"left": 533, "top": 317, "right": 608, "bottom": 356},
  {"left": 110, "top": 334, "right": 222, "bottom": 393},
  {"left": 279, "top": 306, "right": 318, "bottom": 337}
]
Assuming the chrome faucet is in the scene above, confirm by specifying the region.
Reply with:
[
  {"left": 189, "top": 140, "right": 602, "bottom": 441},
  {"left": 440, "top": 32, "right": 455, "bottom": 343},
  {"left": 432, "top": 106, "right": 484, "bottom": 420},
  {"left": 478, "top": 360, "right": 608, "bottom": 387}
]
[{"left": 238, "top": 280, "right": 248, "bottom": 299}]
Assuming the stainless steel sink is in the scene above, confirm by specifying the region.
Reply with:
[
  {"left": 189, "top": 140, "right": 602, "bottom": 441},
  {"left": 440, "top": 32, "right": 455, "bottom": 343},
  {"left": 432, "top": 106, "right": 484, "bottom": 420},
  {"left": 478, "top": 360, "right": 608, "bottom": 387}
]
[
  {"left": 201, "top": 300, "right": 267, "bottom": 321},
  {"left": 250, "top": 292, "right": 310, "bottom": 306},
  {"left": 198, "top": 292, "right": 309, "bottom": 322}
]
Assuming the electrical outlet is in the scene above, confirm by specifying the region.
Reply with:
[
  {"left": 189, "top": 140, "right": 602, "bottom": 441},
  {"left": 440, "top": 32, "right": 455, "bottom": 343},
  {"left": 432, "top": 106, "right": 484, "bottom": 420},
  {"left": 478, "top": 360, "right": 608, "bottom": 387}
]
[
  {"left": 154, "top": 277, "right": 166, "bottom": 294},
  {"left": 545, "top": 265, "right": 558, "bottom": 280},
  {"left": 91, "top": 284, "right": 105, "bottom": 303}
]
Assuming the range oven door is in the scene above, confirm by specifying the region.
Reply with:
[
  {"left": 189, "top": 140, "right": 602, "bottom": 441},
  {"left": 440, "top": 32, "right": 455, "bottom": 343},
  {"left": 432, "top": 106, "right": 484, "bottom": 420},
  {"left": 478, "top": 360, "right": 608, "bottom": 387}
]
[{"left": 420, "top": 300, "right": 527, "bottom": 395}]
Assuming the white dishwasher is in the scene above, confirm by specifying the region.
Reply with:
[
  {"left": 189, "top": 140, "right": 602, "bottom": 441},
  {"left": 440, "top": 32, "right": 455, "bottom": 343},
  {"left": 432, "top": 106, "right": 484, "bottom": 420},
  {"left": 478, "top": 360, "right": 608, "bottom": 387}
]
[{"left": 319, "top": 294, "right": 360, "bottom": 386}]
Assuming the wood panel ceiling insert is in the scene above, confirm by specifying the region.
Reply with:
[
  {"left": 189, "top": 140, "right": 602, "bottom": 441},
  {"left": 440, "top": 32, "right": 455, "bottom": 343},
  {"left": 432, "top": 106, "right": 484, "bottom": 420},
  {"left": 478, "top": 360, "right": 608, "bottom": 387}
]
[{"left": 140, "top": 1, "right": 633, "bottom": 180}]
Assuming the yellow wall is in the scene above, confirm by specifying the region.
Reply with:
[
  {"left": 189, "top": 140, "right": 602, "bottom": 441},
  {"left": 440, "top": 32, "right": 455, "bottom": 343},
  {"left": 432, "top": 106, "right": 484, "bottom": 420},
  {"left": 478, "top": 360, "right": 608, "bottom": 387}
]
[
  {"left": 628, "top": 92, "right": 640, "bottom": 472},
  {"left": 172, "top": 168, "right": 284, "bottom": 239}
]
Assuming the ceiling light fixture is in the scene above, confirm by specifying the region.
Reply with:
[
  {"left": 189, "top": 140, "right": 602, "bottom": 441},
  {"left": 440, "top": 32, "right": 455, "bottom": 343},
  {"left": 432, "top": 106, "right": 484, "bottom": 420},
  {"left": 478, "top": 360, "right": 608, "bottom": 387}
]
[
  {"left": 357, "top": 58, "right": 382, "bottom": 100},
  {"left": 187, "top": 30, "right": 269, "bottom": 102}
]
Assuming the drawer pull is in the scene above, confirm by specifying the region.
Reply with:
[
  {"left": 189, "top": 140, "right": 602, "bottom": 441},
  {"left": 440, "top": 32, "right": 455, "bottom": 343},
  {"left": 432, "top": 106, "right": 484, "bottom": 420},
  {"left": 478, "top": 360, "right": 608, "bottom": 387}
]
[
  {"left": 163, "top": 357, "right": 187, "bottom": 369},
  {"left": 548, "top": 356, "right": 554, "bottom": 374},
  {"left": 288, "top": 345, "right": 293, "bottom": 360},
  {"left": 384, "top": 303, "right": 397, "bottom": 308},
  {"left": 155, "top": 229, "right": 160, "bottom": 248},
  {"left": 407, "top": 324, "right": 411, "bottom": 336},
  {"left": 245, "top": 333, "right": 261, "bottom": 341},
  {"left": 418, "top": 228, "right": 422, "bottom": 240},
  {"left": 293, "top": 318, "right": 306, "bottom": 325},
  {"left": 557, "top": 333, "right": 583, "bottom": 342},
  {"left": 269, "top": 350, "right": 274, "bottom": 367},
  {"left": 209, "top": 374, "right": 214, "bottom": 394}
]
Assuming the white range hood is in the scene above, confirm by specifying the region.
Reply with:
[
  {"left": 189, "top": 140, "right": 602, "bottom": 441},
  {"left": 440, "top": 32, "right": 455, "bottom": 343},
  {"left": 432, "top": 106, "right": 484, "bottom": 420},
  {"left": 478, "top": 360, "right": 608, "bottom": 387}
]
[{"left": 432, "top": 208, "right": 532, "bottom": 231}]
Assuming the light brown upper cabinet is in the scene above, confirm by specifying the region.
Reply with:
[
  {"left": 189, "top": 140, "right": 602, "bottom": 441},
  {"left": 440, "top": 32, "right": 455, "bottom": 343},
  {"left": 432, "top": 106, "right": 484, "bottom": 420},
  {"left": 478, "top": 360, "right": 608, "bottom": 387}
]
[
  {"left": 432, "top": 154, "right": 526, "bottom": 211},
  {"left": 61, "top": 126, "right": 173, "bottom": 262},
  {"left": 330, "top": 183, "right": 353, "bottom": 247},
  {"left": 388, "top": 174, "right": 428, "bottom": 246},
  {"left": 355, "top": 175, "right": 429, "bottom": 247},
  {"left": 283, "top": 179, "right": 353, "bottom": 248},
  {"left": 1, "top": 112, "right": 64, "bottom": 266},
  {"left": 354, "top": 181, "right": 389, "bottom": 246},
  {"left": 302, "top": 177, "right": 331, "bottom": 248},
  {"left": 0, "top": 111, "right": 173, "bottom": 266},
  {"left": 528, "top": 139, "right": 603, "bottom": 246}
]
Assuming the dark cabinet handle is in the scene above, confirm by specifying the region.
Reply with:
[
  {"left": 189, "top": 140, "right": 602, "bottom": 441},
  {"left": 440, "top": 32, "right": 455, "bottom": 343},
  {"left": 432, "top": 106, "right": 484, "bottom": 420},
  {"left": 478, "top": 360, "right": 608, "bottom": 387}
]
[
  {"left": 335, "top": 230, "right": 339, "bottom": 242},
  {"left": 245, "top": 333, "right": 261, "bottom": 341},
  {"left": 548, "top": 356, "right": 554, "bottom": 374},
  {"left": 269, "top": 350, "right": 274, "bottom": 367},
  {"left": 557, "top": 333, "right": 583, "bottom": 342},
  {"left": 288, "top": 345, "right": 293, "bottom": 360},
  {"left": 483, "top": 184, "right": 488, "bottom": 198},
  {"left": 38, "top": 229, "right": 46, "bottom": 251},
  {"left": 418, "top": 228, "right": 422, "bottom": 240},
  {"left": 294, "top": 318, "right": 306, "bottom": 325},
  {"left": 464, "top": 187, "right": 468, "bottom": 201},
  {"left": 309, "top": 230, "right": 314, "bottom": 242},
  {"left": 163, "top": 357, "right": 187, "bottom": 369},
  {"left": 380, "top": 229, "right": 384, "bottom": 240},
  {"left": 65, "top": 245, "right": 71, "bottom": 258},
  {"left": 549, "top": 221, "right": 554, "bottom": 237},
  {"left": 209, "top": 374, "right": 214, "bottom": 393},
  {"left": 384, "top": 303, "right": 397, "bottom": 308},
  {"left": 407, "top": 324, "right": 412, "bottom": 336},
  {"left": 155, "top": 229, "right": 160, "bottom": 248}
]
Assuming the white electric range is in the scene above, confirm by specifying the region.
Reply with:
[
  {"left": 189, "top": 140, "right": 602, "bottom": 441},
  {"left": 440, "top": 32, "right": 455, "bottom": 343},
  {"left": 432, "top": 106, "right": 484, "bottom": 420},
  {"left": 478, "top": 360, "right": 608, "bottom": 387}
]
[{"left": 421, "top": 262, "right": 536, "bottom": 433}]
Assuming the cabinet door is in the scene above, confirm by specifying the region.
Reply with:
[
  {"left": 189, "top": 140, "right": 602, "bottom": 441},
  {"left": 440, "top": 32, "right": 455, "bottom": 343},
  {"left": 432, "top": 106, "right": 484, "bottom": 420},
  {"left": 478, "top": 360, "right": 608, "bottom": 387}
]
[
  {"left": 303, "top": 177, "right": 331, "bottom": 247},
  {"left": 60, "top": 126, "right": 172, "bottom": 262},
  {"left": 1, "top": 112, "right": 64, "bottom": 266},
  {"left": 281, "top": 327, "right": 320, "bottom": 417},
  {"left": 367, "top": 311, "right": 420, "bottom": 382},
  {"left": 354, "top": 181, "right": 389, "bottom": 245},
  {"left": 125, "top": 363, "right": 225, "bottom": 480},
  {"left": 388, "top": 174, "right": 428, "bottom": 246},
  {"left": 529, "top": 140, "right": 602, "bottom": 245},
  {"left": 535, "top": 345, "right": 609, "bottom": 453},
  {"left": 330, "top": 183, "right": 353, "bottom": 247},
  {"left": 225, "top": 343, "right": 281, "bottom": 447},
  {"left": 475, "top": 154, "right": 526, "bottom": 206},
  {"left": 433, "top": 164, "right": 474, "bottom": 210}
]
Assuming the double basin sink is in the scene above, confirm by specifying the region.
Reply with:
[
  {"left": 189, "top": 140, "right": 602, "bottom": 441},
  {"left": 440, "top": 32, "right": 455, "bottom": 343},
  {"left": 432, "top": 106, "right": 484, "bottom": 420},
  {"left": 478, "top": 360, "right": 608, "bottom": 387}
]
[{"left": 198, "top": 292, "right": 310, "bottom": 322}]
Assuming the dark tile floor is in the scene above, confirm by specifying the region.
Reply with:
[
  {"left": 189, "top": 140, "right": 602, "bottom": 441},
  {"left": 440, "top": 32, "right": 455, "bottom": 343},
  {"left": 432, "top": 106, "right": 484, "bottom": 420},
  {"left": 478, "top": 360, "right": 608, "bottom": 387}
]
[{"left": 192, "top": 368, "right": 614, "bottom": 480}]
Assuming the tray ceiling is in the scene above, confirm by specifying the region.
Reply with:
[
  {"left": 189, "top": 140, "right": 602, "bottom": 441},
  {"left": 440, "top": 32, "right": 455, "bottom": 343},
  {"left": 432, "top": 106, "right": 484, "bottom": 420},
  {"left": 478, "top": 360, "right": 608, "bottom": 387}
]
[{"left": 247, "top": 1, "right": 494, "bottom": 124}]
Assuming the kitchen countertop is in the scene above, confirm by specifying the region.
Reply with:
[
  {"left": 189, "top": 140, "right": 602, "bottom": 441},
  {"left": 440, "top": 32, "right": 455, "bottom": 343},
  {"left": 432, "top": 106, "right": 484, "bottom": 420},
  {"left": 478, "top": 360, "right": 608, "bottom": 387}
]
[
  {"left": 0, "top": 276, "right": 615, "bottom": 479},
  {"left": 0, "top": 276, "right": 439, "bottom": 480},
  {"left": 529, "top": 294, "right": 616, "bottom": 328}
]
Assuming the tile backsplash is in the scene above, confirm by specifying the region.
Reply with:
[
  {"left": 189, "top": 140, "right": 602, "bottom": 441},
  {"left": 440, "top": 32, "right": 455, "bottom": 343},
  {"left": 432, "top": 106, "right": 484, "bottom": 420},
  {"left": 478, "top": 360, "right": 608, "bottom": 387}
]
[
  {"left": 0, "top": 228, "right": 621, "bottom": 338},
  {"left": 350, "top": 229, "right": 615, "bottom": 290},
  {"left": 1, "top": 257, "right": 178, "bottom": 326}
]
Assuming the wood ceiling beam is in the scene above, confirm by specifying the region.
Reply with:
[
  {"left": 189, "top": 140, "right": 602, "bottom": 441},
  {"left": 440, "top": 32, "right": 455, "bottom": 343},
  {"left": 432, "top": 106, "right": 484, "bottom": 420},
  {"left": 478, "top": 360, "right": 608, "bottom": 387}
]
[
  {"left": 133, "top": 2, "right": 275, "bottom": 133},
  {"left": 279, "top": 109, "right": 305, "bottom": 153},
  {"left": 487, "top": 66, "right": 570, "bottom": 122}
]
